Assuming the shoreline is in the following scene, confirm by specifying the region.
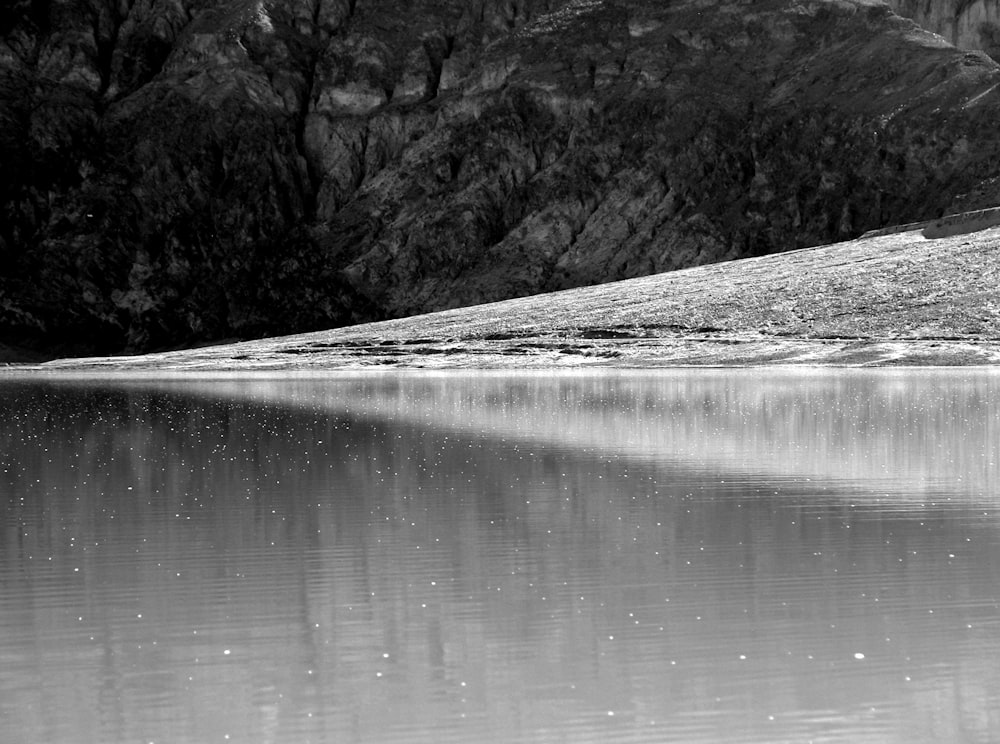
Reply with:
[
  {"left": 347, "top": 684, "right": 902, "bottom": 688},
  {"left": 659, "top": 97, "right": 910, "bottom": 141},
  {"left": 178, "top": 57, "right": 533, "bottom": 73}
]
[{"left": 9, "top": 338, "right": 1000, "bottom": 374}]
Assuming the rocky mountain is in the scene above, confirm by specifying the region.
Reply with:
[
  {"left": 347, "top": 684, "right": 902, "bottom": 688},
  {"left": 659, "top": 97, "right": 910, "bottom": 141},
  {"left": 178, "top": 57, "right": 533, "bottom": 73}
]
[{"left": 3, "top": 0, "right": 1000, "bottom": 358}]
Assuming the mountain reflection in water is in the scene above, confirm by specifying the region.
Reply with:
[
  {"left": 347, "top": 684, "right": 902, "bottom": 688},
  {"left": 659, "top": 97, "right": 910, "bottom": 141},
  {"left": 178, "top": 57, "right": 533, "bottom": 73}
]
[{"left": 1, "top": 370, "right": 999, "bottom": 744}]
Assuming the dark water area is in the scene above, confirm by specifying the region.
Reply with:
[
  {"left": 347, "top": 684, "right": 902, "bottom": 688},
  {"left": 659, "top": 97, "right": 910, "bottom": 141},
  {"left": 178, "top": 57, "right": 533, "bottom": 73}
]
[{"left": 1, "top": 370, "right": 999, "bottom": 743}]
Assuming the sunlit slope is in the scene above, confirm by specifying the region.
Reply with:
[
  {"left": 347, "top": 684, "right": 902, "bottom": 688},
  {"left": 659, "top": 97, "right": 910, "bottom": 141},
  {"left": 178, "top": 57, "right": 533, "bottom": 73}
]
[{"left": 40, "top": 218, "right": 1000, "bottom": 368}]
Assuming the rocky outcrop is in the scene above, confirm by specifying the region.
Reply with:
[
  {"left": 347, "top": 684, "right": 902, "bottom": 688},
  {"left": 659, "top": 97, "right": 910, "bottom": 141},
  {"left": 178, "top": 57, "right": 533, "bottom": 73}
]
[
  {"left": 887, "top": 0, "right": 1000, "bottom": 59},
  {"left": 3, "top": 0, "right": 1000, "bottom": 357}
]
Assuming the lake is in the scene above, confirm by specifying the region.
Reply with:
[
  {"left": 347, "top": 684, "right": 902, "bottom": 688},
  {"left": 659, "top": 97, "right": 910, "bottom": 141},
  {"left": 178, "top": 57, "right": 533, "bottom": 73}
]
[{"left": 1, "top": 369, "right": 999, "bottom": 743}]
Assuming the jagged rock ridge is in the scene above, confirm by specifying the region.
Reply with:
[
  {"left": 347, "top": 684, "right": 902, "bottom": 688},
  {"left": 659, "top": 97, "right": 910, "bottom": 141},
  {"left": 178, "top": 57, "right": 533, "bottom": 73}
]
[{"left": 3, "top": 0, "right": 1000, "bottom": 357}]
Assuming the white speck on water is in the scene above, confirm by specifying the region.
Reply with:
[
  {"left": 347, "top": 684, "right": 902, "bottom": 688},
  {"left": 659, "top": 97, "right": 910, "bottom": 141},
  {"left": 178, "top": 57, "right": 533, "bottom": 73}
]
[{"left": 854, "top": 652, "right": 865, "bottom": 660}]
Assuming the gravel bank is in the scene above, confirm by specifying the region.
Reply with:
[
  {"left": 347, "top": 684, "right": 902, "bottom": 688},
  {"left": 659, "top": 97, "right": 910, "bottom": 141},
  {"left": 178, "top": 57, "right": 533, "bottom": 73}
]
[{"left": 30, "top": 223, "right": 1000, "bottom": 371}]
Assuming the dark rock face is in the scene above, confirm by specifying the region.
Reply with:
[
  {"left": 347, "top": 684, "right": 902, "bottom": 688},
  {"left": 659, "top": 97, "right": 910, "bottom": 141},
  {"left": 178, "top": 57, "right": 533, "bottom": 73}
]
[{"left": 3, "top": 0, "right": 1000, "bottom": 356}]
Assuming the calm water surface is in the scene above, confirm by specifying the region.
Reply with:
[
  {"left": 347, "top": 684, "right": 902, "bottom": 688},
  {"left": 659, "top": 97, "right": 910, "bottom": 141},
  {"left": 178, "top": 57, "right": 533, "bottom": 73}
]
[{"left": 1, "top": 370, "right": 999, "bottom": 744}]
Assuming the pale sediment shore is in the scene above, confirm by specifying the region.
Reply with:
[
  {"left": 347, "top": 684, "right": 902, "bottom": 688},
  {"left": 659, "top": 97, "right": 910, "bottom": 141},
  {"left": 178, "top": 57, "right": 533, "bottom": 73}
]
[{"left": 28, "top": 219, "right": 1000, "bottom": 371}]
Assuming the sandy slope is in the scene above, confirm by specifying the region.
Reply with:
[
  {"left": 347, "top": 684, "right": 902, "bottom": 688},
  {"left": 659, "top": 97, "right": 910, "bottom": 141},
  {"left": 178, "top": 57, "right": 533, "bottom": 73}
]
[{"left": 31, "top": 220, "right": 1000, "bottom": 370}]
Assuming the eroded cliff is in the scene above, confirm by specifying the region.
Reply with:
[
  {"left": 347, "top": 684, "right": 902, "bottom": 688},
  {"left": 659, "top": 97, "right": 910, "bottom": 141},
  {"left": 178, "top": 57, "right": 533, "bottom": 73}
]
[
  {"left": 887, "top": 0, "right": 1000, "bottom": 58},
  {"left": 3, "top": 0, "right": 1000, "bottom": 356}
]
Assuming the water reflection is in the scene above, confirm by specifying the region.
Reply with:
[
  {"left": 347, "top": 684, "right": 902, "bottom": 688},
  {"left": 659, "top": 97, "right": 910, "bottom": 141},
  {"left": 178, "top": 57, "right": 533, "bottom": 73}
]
[
  {"left": 1, "top": 371, "right": 999, "bottom": 743},
  {"left": 134, "top": 370, "right": 1000, "bottom": 499}
]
